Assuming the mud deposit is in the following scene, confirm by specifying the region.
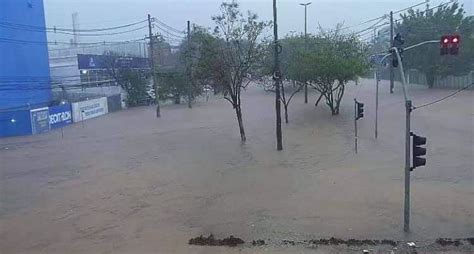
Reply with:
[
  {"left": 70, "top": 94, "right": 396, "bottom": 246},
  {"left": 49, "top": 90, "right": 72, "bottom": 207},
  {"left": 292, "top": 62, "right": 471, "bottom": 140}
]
[{"left": 189, "top": 234, "right": 245, "bottom": 247}]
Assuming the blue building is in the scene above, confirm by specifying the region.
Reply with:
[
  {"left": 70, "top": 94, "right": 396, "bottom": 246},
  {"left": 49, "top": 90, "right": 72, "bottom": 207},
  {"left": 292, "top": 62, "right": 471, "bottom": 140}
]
[{"left": 0, "top": 0, "right": 52, "bottom": 136}]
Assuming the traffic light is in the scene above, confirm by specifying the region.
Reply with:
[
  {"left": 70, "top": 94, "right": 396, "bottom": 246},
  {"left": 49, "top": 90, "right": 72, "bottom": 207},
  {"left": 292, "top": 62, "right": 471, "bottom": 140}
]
[
  {"left": 356, "top": 101, "right": 364, "bottom": 120},
  {"left": 450, "top": 34, "right": 460, "bottom": 55},
  {"left": 411, "top": 132, "right": 427, "bottom": 171},
  {"left": 393, "top": 33, "right": 405, "bottom": 48},
  {"left": 440, "top": 35, "right": 449, "bottom": 55},
  {"left": 440, "top": 35, "right": 461, "bottom": 55},
  {"left": 391, "top": 33, "right": 404, "bottom": 67}
]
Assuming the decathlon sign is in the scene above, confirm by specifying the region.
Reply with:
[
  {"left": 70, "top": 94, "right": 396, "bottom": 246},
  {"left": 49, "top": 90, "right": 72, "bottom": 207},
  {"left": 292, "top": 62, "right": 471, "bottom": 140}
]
[{"left": 49, "top": 104, "right": 73, "bottom": 129}]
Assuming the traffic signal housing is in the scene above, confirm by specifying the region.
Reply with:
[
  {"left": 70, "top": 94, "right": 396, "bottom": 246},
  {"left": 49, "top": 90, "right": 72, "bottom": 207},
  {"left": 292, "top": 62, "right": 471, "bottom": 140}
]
[
  {"left": 391, "top": 33, "right": 404, "bottom": 67},
  {"left": 411, "top": 132, "right": 427, "bottom": 171},
  {"left": 356, "top": 101, "right": 364, "bottom": 120},
  {"left": 440, "top": 35, "right": 449, "bottom": 55},
  {"left": 450, "top": 35, "right": 460, "bottom": 55},
  {"left": 440, "top": 35, "right": 461, "bottom": 55}
]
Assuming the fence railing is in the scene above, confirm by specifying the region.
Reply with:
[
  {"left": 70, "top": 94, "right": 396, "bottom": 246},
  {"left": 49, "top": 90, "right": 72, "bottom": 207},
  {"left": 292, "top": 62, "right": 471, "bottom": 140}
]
[{"left": 375, "top": 68, "right": 473, "bottom": 89}]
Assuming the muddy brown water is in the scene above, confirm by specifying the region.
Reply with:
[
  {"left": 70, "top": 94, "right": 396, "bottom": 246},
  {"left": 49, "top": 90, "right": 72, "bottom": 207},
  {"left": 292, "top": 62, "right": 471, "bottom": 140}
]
[{"left": 1, "top": 80, "right": 473, "bottom": 253}]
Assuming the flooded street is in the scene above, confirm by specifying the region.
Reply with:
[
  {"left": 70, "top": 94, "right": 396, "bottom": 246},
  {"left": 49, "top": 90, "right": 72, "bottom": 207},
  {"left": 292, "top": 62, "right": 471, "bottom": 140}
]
[{"left": 1, "top": 80, "right": 473, "bottom": 253}]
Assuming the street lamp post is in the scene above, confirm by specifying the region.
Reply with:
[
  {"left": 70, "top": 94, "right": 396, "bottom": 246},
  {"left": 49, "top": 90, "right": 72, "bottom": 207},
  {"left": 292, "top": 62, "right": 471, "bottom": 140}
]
[{"left": 300, "top": 2, "right": 311, "bottom": 104}]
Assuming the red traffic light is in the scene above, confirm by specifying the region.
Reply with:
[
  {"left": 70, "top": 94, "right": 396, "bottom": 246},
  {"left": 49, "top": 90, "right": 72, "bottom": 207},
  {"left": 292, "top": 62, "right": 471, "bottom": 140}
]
[
  {"left": 440, "top": 34, "right": 461, "bottom": 55},
  {"left": 451, "top": 35, "right": 460, "bottom": 44}
]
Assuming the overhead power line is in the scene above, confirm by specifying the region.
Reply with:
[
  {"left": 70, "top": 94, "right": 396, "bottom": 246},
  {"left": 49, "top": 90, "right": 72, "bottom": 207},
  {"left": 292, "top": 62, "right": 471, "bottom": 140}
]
[
  {"left": 0, "top": 23, "right": 148, "bottom": 36},
  {"left": 394, "top": 1, "right": 455, "bottom": 23},
  {"left": 413, "top": 82, "right": 474, "bottom": 110},
  {"left": 0, "top": 37, "right": 146, "bottom": 46},
  {"left": 153, "top": 18, "right": 185, "bottom": 34},
  {"left": 153, "top": 24, "right": 186, "bottom": 39},
  {"left": 0, "top": 19, "right": 147, "bottom": 33},
  {"left": 342, "top": 0, "right": 428, "bottom": 32}
]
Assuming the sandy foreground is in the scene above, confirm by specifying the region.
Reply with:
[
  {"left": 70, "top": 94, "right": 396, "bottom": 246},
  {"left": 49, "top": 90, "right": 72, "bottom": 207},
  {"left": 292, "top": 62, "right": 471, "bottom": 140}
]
[{"left": 0, "top": 79, "right": 473, "bottom": 253}]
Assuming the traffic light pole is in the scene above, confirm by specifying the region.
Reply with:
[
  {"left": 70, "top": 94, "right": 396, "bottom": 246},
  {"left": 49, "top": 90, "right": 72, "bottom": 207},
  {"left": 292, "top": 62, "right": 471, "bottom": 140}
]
[
  {"left": 392, "top": 46, "right": 411, "bottom": 232},
  {"left": 404, "top": 99, "right": 411, "bottom": 232},
  {"left": 375, "top": 69, "right": 379, "bottom": 139},
  {"left": 354, "top": 99, "right": 358, "bottom": 154},
  {"left": 373, "top": 40, "right": 442, "bottom": 232}
]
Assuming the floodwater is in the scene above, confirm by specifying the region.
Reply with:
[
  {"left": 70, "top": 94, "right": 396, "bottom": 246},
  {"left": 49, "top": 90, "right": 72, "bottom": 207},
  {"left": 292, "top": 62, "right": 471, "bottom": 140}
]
[{"left": 0, "top": 79, "right": 473, "bottom": 253}]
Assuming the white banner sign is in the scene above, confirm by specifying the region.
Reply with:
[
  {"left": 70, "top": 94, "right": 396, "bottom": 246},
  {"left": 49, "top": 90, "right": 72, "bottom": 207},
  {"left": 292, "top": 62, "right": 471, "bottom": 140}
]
[{"left": 72, "top": 97, "right": 108, "bottom": 122}]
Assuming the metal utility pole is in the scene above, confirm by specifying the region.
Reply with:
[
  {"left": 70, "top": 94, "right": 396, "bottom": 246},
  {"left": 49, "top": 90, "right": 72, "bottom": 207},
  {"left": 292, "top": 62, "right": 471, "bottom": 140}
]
[
  {"left": 354, "top": 99, "right": 358, "bottom": 153},
  {"left": 392, "top": 45, "right": 411, "bottom": 232},
  {"left": 389, "top": 11, "right": 394, "bottom": 94},
  {"left": 404, "top": 100, "right": 412, "bottom": 232},
  {"left": 373, "top": 28, "right": 377, "bottom": 44},
  {"left": 148, "top": 14, "right": 161, "bottom": 117},
  {"left": 72, "top": 12, "right": 79, "bottom": 47},
  {"left": 274, "top": 0, "right": 283, "bottom": 151},
  {"left": 187, "top": 20, "right": 192, "bottom": 109},
  {"left": 375, "top": 69, "right": 379, "bottom": 139},
  {"left": 300, "top": 2, "right": 311, "bottom": 104}
]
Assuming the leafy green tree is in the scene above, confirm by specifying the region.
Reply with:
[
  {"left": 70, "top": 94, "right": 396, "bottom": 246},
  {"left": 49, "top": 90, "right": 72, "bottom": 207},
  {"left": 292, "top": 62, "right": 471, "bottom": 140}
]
[
  {"left": 197, "top": 0, "right": 270, "bottom": 142},
  {"left": 120, "top": 69, "right": 150, "bottom": 106},
  {"left": 396, "top": 3, "right": 474, "bottom": 87},
  {"left": 102, "top": 51, "right": 151, "bottom": 107},
  {"left": 259, "top": 36, "right": 306, "bottom": 123},
  {"left": 287, "top": 29, "right": 369, "bottom": 115},
  {"left": 157, "top": 69, "right": 188, "bottom": 104},
  {"left": 189, "top": 27, "right": 225, "bottom": 95},
  {"left": 178, "top": 25, "right": 215, "bottom": 105}
]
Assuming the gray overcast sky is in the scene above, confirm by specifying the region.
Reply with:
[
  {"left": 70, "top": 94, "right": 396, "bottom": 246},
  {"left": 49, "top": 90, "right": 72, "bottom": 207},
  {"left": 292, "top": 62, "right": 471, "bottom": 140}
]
[{"left": 44, "top": 0, "right": 473, "bottom": 44}]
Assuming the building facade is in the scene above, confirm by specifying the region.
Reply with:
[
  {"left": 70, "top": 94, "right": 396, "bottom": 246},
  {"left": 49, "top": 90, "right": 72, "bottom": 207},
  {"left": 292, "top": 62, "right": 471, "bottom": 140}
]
[{"left": 0, "top": 0, "right": 52, "bottom": 110}]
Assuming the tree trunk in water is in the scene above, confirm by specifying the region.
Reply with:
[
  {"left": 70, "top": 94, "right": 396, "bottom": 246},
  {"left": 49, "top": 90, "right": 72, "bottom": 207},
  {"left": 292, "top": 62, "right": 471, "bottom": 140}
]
[
  {"left": 155, "top": 104, "right": 161, "bottom": 118},
  {"left": 174, "top": 92, "right": 181, "bottom": 104},
  {"left": 284, "top": 104, "right": 289, "bottom": 123},
  {"left": 426, "top": 74, "right": 435, "bottom": 88},
  {"left": 315, "top": 93, "right": 324, "bottom": 107},
  {"left": 235, "top": 105, "right": 246, "bottom": 142}
]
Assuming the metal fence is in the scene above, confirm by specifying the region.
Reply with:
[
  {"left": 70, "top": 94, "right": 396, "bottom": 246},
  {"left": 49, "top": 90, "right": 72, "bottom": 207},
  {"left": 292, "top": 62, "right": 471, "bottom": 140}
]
[
  {"left": 376, "top": 68, "right": 473, "bottom": 89},
  {"left": 407, "top": 70, "right": 473, "bottom": 89}
]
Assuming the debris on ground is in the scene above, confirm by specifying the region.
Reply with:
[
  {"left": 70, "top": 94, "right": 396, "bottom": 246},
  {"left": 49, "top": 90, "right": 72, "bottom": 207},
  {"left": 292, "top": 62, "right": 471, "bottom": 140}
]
[
  {"left": 252, "top": 239, "right": 266, "bottom": 246},
  {"left": 407, "top": 242, "right": 416, "bottom": 247},
  {"left": 188, "top": 234, "right": 244, "bottom": 247},
  {"left": 436, "top": 238, "right": 463, "bottom": 246},
  {"left": 308, "top": 238, "right": 398, "bottom": 247},
  {"left": 466, "top": 238, "right": 474, "bottom": 245}
]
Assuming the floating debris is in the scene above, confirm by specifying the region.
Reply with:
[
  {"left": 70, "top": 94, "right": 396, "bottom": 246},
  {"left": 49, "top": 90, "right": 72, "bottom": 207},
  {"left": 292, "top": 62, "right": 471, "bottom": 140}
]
[
  {"left": 252, "top": 239, "right": 266, "bottom": 246},
  {"left": 436, "top": 238, "right": 463, "bottom": 246},
  {"left": 188, "top": 234, "right": 244, "bottom": 247}
]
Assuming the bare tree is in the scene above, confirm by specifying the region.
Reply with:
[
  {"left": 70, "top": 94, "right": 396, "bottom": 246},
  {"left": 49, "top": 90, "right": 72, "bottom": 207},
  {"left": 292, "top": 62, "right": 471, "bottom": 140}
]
[{"left": 200, "top": 1, "right": 270, "bottom": 142}]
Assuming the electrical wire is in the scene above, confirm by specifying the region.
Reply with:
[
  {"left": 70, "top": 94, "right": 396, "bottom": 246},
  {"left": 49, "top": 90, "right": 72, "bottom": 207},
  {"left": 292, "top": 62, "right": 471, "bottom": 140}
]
[
  {"left": 393, "top": 1, "right": 455, "bottom": 23},
  {"left": 153, "top": 18, "right": 185, "bottom": 34},
  {"left": 153, "top": 25, "right": 186, "bottom": 39},
  {"left": 413, "top": 82, "right": 474, "bottom": 110},
  {"left": 342, "top": 0, "right": 429, "bottom": 33},
  {"left": 353, "top": 21, "right": 389, "bottom": 36},
  {"left": 0, "top": 23, "right": 148, "bottom": 37},
  {"left": 48, "top": 38, "right": 146, "bottom": 51},
  {"left": 0, "top": 37, "right": 146, "bottom": 46},
  {"left": 0, "top": 19, "right": 147, "bottom": 33}
]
